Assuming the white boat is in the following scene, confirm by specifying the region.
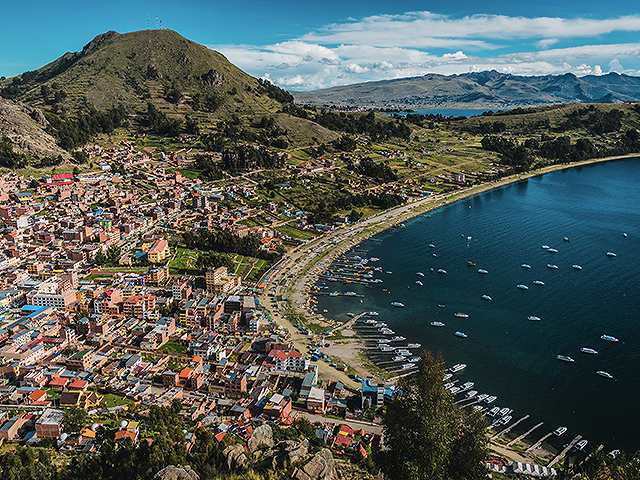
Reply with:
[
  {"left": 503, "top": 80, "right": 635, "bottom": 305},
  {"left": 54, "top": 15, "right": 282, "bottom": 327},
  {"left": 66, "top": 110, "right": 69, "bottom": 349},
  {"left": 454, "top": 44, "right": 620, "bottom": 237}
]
[
  {"left": 580, "top": 347, "right": 598, "bottom": 355},
  {"left": 606, "top": 251, "right": 617, "bottom": 257},
  {"left": 437, "top": 269, "right": 448, "bottom": 275},
  {"left": 393, "top": 355, "right": 405, "bottom": 362},
  {"left": 533, "top": 280, "right": 545, "bottom": 286},
  {"left": 407, "top": 343, "right": 421, "bottom": 349},
  {"left": 548, "top": 248, "right": 559, "bottom": 253},
  {"left": 449, "top": 386, "right": 461, "bottom": 394},
  {"left": 516, "top": 284, "right": 529, "bottom": 290},
  {"left": 554, "top": 427, "right": 567, "bottom": 436},
  {"left": 576, "top": 440, "right": 589, "bottom": 451},
  {"left": 443, "top": 373, "right": 453, "bottom": 381},
  {"left": 428, "top": 243, "right": 436, "bottom": 248},
  {"left": 521, "top": 264, "right": 532, "bottom": 269},
  {"left": 542, "top": 245, "right": 550, "bottom": 249},
  {"left": 556, "top": 355, "right": 575, "bottom": 363},
  {"left": 485, "top": 396, "right": 497, "bottom": 404},
  {"left": 623, "top": 233, "right": 628, "bottom": 238},
  {"left": 466, "top": 390, "right": 478, "bottom": 398},
  {"left": 430, "top": 321, "right": 446, "bottom": 327},
  {"left": 547, "top": 264, "right": 559, "bottom": 270},
  {"left": 454, "top": 331, "right": 468, "bottom": 339},
  {"left": 501, "top": 415, "right": 513, "bottom": 425},
  {"left": 499, "top": 408, "right": 512, "bottom": 417},
  {"left": 391, "top": 336, "right": 406, "bottom": 342},
  {"left": 478, "top": 269, "right": 489, "bottom": 274},
  {"left": 596, "top": 370, "right": 614, "bottom": 379},
  {"left": 563, "top": 237, "right": 569, "bottom": 242},
  {"left": 444, "top": 382, "right": 456, "bottom": 389},
  {"left": 437, "top": 304, "right": 446, "bottom": 308},
  {"left": 416, "top": 272, "right": 425, "bottom": 277},
  {"left": 449, "top": 363, "right": 467, "bottom": 373},
  {"left": 488, "top": 407, "right": 500, "bottom": 416},
  {"left": 390, "top": 302, "right": 405, "bottom": 308},
  {"left": 473, "top": 405, "right": 485, "bottom": 412},
  {"left": 454, "top": 312, "right": 470, "bottom": 319},
  {"left": 572, "top": 264, "right": 583, "bottom": 270},
  {"left": 528, "top": 315, "right": 541, "bottom": 321},
  {"left": 415, "top": 280, "right": 423, "bottom": 286},
  {"left": 481, "top": 294, "right": 493, "bottom": 301},
  {"left": 601, "top": 334, "right": 619, "bottom": 343}
]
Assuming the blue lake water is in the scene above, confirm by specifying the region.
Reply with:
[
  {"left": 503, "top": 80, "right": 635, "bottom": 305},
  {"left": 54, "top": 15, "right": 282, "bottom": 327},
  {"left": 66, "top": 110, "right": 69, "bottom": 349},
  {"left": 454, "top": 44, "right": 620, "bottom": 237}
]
[
  {"left": 391, "top": 108, "right": 494, "bottom": 117},
  {"left": 317, "top": 158, "right": 640, "bottom": 452}
]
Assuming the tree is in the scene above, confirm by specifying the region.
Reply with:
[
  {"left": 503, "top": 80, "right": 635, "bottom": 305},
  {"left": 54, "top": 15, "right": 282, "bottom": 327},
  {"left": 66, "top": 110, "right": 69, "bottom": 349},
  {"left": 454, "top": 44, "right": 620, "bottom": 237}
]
[
  {"left": 64, "top": 408, "right": 89, "bottom": 433},
  {"left": 185, "top": 115, "right": 199, "bottom": 135},
  {"left": 380, "top": 351, "right": 488, "bottom": 480}
]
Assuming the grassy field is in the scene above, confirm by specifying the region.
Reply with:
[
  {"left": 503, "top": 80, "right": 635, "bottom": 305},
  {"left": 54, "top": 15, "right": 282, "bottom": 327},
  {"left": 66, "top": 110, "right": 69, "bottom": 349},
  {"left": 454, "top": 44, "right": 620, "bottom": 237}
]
[
  {"left": 169, "top": 246, "right": 271, "bottom": 282},
  {"left": 159, "top": 340, "right": 188, "bottom": 354}
]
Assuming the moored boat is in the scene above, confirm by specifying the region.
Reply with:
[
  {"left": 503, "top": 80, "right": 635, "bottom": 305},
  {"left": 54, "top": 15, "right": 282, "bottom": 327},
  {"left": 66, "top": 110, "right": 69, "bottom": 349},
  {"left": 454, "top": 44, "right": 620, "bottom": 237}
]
[
  {"left": 554, "top": 427, "right": 567, "bottom": 436},
  {"left": 601, "top": 334, "right": 619, "bottom": 342},
  {"left": 547, "top": 264, "right": 559, "bottom": 270},
  {"left": 478, "top": 268, "right": 489, "bottom": 274},
  {"left": 596, "top": 370, "right": 614, "bottom": 379},
  {"left": 481, "top": 294, "right": 493, "bottom": 301},
  {"left": 430, "top": 321, "right": 446, "bottom": 327},
  {"left": 521, "top": 264, "right": 532, "bottom": 269},
  {"left": 572, "top": 264, "right": 583, "bottom": 270},
  {"left": 556, "top": 355, "right": 575, "bottom": 363},
  {"left": 516, "top": 284, "right": 529, "bottom": 290},
  {"left": 606, "top": 251, "right": 617, "bottom": 257},
  {"left": 454, "top": 312, "right": 470, "bottom": 318},
  {"left": 454, "top": 331, "right": 468, "bottom": 338},
  {"left": 390, "top": 301, "right": 405, "bottom": 308},
  {"left": 580, "top": 347, "right": 598, "bottom": 355},
  {"left": 528, "top": 315, "right": 541, "bottom": 321}
]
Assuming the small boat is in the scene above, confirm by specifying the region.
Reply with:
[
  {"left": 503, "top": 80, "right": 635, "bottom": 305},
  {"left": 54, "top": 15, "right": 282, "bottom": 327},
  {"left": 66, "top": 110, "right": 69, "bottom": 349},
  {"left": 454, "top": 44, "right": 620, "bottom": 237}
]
[
  {"left": 478, "top": 268, "right": 489, "bottom": 274},
  {"left": 415, "top": 280, "right": 423, "bottom": 286},
  {"left": 547, "top": 264, "right": 559, "bottom": 270},
  {"left": 485, "top": 396, "right": 497, "bottom": 404},
  {"left": 533, "top": 280, "right": 545, "bottom": 286},
  {"left": 430, "top": 321, "right": 445, "bottom": 327},
  {"left": 548, "top": 248, "right": 559, "bottom": 253},
  {"left": 467, "top": 260, "right": 477, "bottom": 267},
  {"left": 499, "top": 408, "right": 512, "bottom": 417},
  {"left": 428, "top": 243, "right": 436, "bottom": 248},
  {"left": 516, "top": 284, "right": 529, "bottom": 290},
  {"left": 556, "top": 355, "right": 575, "bottom": 363},
  {"left": 481, "top": 294, "right": 493, "bottom": 302},
  {"left": 554, "top": 427, "right": 567, "bottom": 436},
  {"left": 407, "top": 343, "right": 421, "bottom": 348},
  {"left": 454, "top": 331, "right": 468, "bottom": 339},
  {"left": 601, "top": 334, "right": 619, "bottom": 343},
  {"left": 576, "top": 440, "right": 588, "bottom": 451},
  {"left": 437, "top": 304, "right": 446, "bottom": 308},
  {"left": 623, "top": 233, "right": 628, "bottom": 238},
  {"left": 521, "top": 264, "right": 532, "bottom": 269},
  {"left": 454, "top": 312, "right": 469, "bottom": 319},
  {"left": 563, "top": 237, "right": 569, "bottom": 242},
  {"left": 466, "top": 390, "right": 478, "bottom": 398},
  {"left": 596, "top": 370, "right": 614, "bottom": 379},
  {"left": 542, "top": 245, "right": 550, "bottom": 249},
  {"left": 606, "top": 251, "right": 617, "bottom": 257},
  {"left": 476, "top": 394, "right": 488, "bottom": 401},
  {"left": 580, "top": 347, "right": 598, "bottom": 355},
  {"left": 437, "top": 269, "right": 448, "bottom": 275},
  {"left": 488, "top": 407, "right": 500, "bottom": 417},
  {"left": 572, "top": 264, "right": 583, "bottom": 270},
  {"left": 443, "top": 373, "right": 452, "bottom": 381},
  {"left": 473, "top": 405, "right": 484, "bottom": 412},
  {"left": 390, "top": 302, "right": 405, "bottom": 308},
  {"left": 416, "top": 272, "right": 425, "bottom": 277},
  {"left": 449, "top": 386, "right": 461, "bottom": 394},
  {"left": 528, "top": 315, "right": 541, "bottom": 321},
  {"left": 501, "top": 415, "right": 513, "bottom": 425},
  {"left": 449, "top": 363, "right": 466, "bottom": 373},
  {"left": 432, "top": 253, "right": 438, "bottom": 257}
]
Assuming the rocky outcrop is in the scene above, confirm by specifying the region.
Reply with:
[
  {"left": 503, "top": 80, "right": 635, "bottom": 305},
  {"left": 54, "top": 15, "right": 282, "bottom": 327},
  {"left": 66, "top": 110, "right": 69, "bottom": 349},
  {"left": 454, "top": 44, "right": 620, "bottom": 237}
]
[
  {"left": 270, "top": 439, "right": 310, "bottom": 469},
  {"left": 200, "top": 69, "right": 223, "bottom": 88},
  {"left": 248, "top": 424, "right": 274, "bottom": 452},
  {"left": 223, "top": 444, "right": 249, "bottom": 471},
  {"left": 293, "top": 449, "right": 339, "bottom": 480},
  {"left": 154, "top": 465, "right": 199, "bottom": 480}
]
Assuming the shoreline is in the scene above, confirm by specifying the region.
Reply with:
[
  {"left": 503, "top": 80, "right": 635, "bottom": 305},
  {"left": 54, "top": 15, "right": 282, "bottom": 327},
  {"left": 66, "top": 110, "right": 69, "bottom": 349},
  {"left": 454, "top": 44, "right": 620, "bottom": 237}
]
[{"left": 259, "top": 152, "right": 638, "bottom": 463}]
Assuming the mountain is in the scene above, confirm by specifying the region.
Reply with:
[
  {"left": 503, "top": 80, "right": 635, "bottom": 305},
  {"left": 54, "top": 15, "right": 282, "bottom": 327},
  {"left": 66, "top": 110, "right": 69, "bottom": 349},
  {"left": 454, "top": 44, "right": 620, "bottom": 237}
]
[
  {"left": 0, "top": 29, "right": 281, "bottom": 119},
  {"left": 293, "top": 71, "right": 640, "bottom": 109}
]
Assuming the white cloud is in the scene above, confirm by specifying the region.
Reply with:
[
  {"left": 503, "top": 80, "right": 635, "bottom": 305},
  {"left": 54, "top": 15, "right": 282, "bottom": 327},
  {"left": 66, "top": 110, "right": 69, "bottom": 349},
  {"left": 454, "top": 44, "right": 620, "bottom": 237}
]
[{"left": 212, "top": 11, "right": 640, "bottom": 90}]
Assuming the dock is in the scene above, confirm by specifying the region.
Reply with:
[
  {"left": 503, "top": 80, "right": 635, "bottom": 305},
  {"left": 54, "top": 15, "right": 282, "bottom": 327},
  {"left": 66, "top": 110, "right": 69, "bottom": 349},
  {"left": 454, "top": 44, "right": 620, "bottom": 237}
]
[
  {"left": 548, "top": 435, "right": 582, "bottom": 467},
  {"left": 526, "top": 430, "right": 555, "bottom": 452},
  {"left": 492, "top": 415, "right": 530, "bottom": 440},
  {"left": 507, "top": 422, "right": 544, "bottom": 447}
]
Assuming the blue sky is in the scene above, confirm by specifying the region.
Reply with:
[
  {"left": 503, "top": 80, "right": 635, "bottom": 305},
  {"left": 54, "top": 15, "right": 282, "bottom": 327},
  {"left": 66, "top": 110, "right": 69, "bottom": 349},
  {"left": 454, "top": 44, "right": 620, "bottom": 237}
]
[{"left": 2, "top": 1, "right": 640, "bottom": 89}]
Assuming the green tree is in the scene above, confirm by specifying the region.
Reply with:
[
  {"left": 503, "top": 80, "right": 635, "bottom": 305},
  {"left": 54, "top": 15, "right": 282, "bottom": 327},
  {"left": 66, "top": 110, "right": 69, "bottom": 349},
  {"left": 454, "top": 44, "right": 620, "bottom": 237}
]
[
  {"left": 64, "top": 408, "right": 89, "bottom": 433},
  {"left": 380, "top": 351, "right": 488, "bottom": 480}
]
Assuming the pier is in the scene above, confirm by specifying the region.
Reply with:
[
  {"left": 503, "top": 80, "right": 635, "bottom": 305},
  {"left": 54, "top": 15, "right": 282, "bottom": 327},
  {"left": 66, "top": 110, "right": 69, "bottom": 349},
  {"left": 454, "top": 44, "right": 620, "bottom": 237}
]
[
  {"left": 548, "top": 435, "right": 582, "bottom": 467},
  {"left": 526, "top": 430, "right": 556, "bottom": 452},
  {"left": 492, "top": 415, "right": 530, "bottom": 440},
  {"left": 507, "top": 422, "right": 544, "bottom": 447}
]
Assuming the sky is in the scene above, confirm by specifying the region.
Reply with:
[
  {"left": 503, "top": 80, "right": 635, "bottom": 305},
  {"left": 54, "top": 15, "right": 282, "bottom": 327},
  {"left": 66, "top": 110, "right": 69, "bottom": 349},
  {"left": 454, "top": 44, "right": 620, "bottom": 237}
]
[{"left": 1, "top": 0, "right": 640, "bottom": 90}]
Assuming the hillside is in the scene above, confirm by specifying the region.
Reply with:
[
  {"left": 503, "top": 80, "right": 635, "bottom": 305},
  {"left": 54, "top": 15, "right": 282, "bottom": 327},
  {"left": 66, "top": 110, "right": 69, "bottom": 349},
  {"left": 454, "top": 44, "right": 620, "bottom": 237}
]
[
  {"left": 294, "top": 71, "right": 640, "bottom": 109},
  {"left": 0, "top": 29, "right": 281, "bottom": 120}
]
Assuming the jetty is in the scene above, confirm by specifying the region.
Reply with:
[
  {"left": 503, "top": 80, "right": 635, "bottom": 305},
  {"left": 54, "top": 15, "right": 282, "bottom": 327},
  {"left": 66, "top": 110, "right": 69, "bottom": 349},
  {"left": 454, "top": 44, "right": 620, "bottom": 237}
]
[
  {"left": 492, "top": 414, "right": 530, "bottom": 440},
  {"left": 526, "top": 430, "right": 556, "bottom": 452},
  {"left": 507, "top": 422, "right": 544, "bottom": 447}
]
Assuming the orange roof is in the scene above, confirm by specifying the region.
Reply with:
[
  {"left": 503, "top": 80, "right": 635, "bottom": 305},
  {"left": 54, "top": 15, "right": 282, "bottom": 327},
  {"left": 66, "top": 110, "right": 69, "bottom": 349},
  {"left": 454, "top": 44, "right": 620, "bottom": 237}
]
[
  {"left": 192, "top": 355, "right": 202, "bottom": 364},
  {"left": 67, "top": 379, "right": 88, "bottom": 390},
  {"left": 49, "top": 376, "right": 69, "bottom": 387},
  {"left": 214, "top": 432, "right": 227, "bottom": 442},
  {"left": 29, "top": 390, "right": 47, "bottom": 402},
  {"left": 148, "top": 239, "right": 168, "bottom": 254},
  {"left": 179, "top": 367, "right": 193, "bottom": 379},
  {"left": 115, "top": 430, "right": 137, "bottom": 442}
]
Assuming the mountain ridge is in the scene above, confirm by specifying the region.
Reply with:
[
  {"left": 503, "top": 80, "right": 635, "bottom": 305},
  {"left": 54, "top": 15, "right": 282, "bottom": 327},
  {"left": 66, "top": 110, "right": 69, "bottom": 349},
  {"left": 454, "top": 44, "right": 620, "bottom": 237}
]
[{"left": 293, "top": 71, "right": 640, "bottom": 109}]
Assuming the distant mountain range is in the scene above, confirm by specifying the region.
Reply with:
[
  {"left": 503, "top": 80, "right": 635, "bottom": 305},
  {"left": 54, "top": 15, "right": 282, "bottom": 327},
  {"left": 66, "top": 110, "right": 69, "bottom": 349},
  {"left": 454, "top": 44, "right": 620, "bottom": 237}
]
[{"left": 293, "top": 71, "right": 640, "bottom": 109}]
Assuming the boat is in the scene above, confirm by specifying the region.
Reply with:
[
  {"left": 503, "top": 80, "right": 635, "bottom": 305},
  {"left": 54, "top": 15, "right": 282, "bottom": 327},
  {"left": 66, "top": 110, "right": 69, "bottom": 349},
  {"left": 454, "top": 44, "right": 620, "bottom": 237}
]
[
  {"left": 528, "top": 315, "right": 541, "bottom": 321},
  {"left": 572, "top": 264, "right": 583, "bottom": 270},
  {"left": 444, "top": 382, "right": 456, "bottom": 389},
  {"left": 449, "top": 386, "right": 461, "bottom": 394},
  {"left": 430, "top": 321, "right": 446, "bottom": 327},
  {"left": 416, "top": 272, "right": 425, "bottom": 277},
  {"left": 454, "top": 331, "right": 468, "bottom": 339},
  {"left": 449, "top": 363, "right": 467, "bottom": 373},
  {"left": 475, "top": 394, "right": 488, "bottom": 402},
  {"left": 407, "top": 343, "right": 422, "bottom": 348},
  {"left": 580, "top": 347, "right": 598, "bottom": 355},
  {"left": 481, "top": 294, "right": 493, "bottom": 301},
  {"left": 601, "top": 334, "right": 619, "bottom": 343},
  {"left": 467, "top": 260, "right": 477, "bottom": 267},
  {"left": 533, "top": 280, "right": 545, "bottom": 286},
  {"left": 393, "top": 356, "right": 405, "bottom": 362},
  {"left": 548, "top": 248, "right": 559, "bottom": 253},
  {"left": 556, "top": 355, "right": 575, "bottom": 363},
  {"left": 501, "top": 415, "right": 513, "bottom": 425},
  {"left": 466, "top": 390, "right": 478, "bottom": 398},
  {"left": 473, "top": 405, "right": 485, "bottom": 412},
  {"left": 576, "top": 440, "right": 589, "bottom": 451},
  {"left": 623, "top": 233, "right": 628, "bottom": 238},
  {"left": 437, "top": 269, "right": 448, "bottom": 275},
  {"left": 428, "top": 243, "right": 436, "bottom": 248},
  {"left": 370, "top": 257, "right": 380, "bottom": 262},
  {"left": 454, "top": 312, "right": 470, "bottom": 319},
  {"left": 542, "top": 245, "right": 550, "bottom": 249},
  {"left": 516, "top": 284, "right": 529, "bottom": 290},
  {"left": 554, "top": 427, "right": 567, "bottom": 436},
  {"left": 437, "top": 304, "right": 446, "bottom": 308},
  {"left": 415, "top": 281, "right": 423, "bottom": 286},
  {"left": 563, "top": 237, "right": 569, "bottom": 242},
  {"left": 499, "top": 408, "right": 512, "bottom": 417},
  {"left": 443, "top": 374, "right": 452, "bottom": 381},
  {"left": 488, "top": 407, "right": 500, "bottom": 417},
  {"left": 391, "top": 336, "right": 406, "bottom": 342},
  {"left": 485, "top": 396, "right": 497, "bottom": 404},
  {"left": 606, "top": 251, "right": 617, "bottom": 257},
  {"left": 596, "top": 370, "right": 614, "bottom": 379},
  {"left": 547, "top": 264, "right": 559, "bottom": 270},
  {"left": 521, "top": 264, "right": 532, "bottom": 269},
  {"left": 478, "top": 268, "right": 489, "bottom": 274},
  {"left": 390, "top": 302, "right": 405, "bottom": 308}
]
